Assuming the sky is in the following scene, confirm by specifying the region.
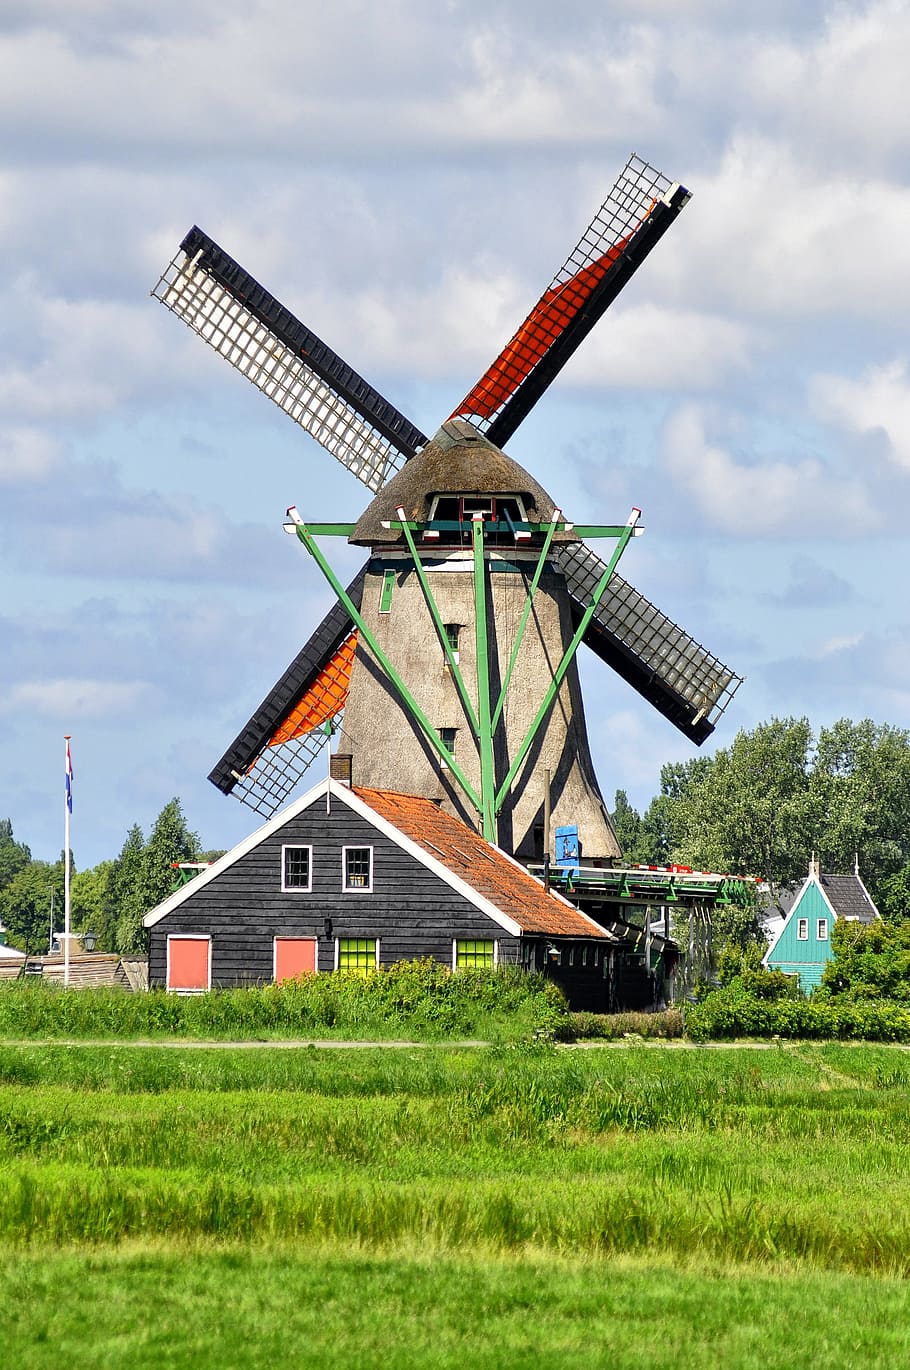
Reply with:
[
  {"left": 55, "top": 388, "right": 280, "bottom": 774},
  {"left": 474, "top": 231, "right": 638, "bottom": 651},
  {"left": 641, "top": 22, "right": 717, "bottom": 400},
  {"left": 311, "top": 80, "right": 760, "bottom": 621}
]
[{"left": 3, "top": 0, "right": 910, "bottom": 868}]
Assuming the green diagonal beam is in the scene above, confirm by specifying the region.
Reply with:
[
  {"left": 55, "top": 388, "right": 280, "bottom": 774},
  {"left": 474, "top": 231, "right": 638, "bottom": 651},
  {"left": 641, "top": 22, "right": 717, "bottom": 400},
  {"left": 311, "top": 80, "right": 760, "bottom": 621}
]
[
  {"left": 494, "top": 514, "right": 639, "bottom": 811},
  {"left": 491, "top": 509, "right": 561, "bottom": 733},
  {"left": 293, "top": 524, "right": 482, "bottom": 814},
  {"left": 472, "top": 515, "right": 497, "bottom": 843},
  {"left": 395, "top": 508, "right": 480, "bottom": 737}
]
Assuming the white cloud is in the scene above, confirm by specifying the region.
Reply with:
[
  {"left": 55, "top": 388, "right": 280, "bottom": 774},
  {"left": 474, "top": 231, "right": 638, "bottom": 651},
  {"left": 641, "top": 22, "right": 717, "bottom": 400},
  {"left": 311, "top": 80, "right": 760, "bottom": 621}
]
[
  {"left": 0, "top": 425, "right": 61, "bottom": 483},
  {"left": 1, "top": 678, "right": 155, "bottom": 718},
  {"left": 810, "top": 359, "right": 910, "bottom": 471},
  {"left": 661, "top": 403, "right": 881, "bottom": 536}
]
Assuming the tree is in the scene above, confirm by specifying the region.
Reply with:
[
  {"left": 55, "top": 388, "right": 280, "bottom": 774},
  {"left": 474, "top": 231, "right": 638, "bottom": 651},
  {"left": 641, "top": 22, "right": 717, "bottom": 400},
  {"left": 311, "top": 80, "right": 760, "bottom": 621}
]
[
  {"left": 72, "top": 863, "right": 115, "bottom": 949},
  {"left": 663, "top": 718, "right": 815, "bottom": 892},
  {"left": 821, "top": 918, "right": 910, "bottom": 1002},
  {"left": 111, "top": 824, "right": 147, "bottom": 955},
  {"left": 0, "top": 859, "right": 64, "bottom": 954},
  {"left": 610, "top": 790, "right": 641, "bottom": 861},
  {"left": 0, "top": 819, "right": 31, "bottom": 893},
  {"left": 809, "top": 719, "right": 910, "bottom": 898},
  {"left": 879, "top": 863, "right": 910, "bottom": 923},
  {"left": 115, "top": 801, "right": 200, "bottom": 954}
]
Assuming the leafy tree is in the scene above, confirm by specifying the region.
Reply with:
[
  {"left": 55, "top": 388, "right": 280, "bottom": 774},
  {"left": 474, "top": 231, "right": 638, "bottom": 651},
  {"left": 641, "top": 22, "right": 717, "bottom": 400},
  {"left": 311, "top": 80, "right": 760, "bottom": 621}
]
[
  {"left": 111, "top": 824, "right": 147, "bottom": 955},
  {"left": 0, "top": 860, "right": 64, "bottom": 955},
  {"left": 0, "top": 819, "right": 31, "bottom": 893},
  {"left": 665, "top": 718, "right": 815, "bottom": 892},
  {"left": 115, "top": 801, "right": 200, "bottom": 954},
  {"left": 610, "top": 790, "right": 641, "bottom": 861},
  {"left": 879, "top": 863, "right": 910, "bottom": 923},
  {"left": 809, "top": 719, "right": 910, "bottom": 897},
  {"left": 821, "top": 918, "right": 910, "bottom": 1002},
  {"left": 72, "top": 863, "right": 115, "bottom": 950}
]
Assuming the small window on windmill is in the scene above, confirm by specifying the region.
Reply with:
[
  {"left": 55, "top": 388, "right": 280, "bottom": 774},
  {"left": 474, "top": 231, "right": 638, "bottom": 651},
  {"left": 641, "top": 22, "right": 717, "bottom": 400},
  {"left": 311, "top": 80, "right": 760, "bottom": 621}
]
[
  {"left": 461, "top": 496, "right": 495, "bottom": 522},
  {"left": 379, "top": 569, "right": 396, "bottom": 614},
  {"left": 439, "top": 727, "right": 458, "bottom": 767},
  {"left": 443, "top": 623, "right": 462, "bottom": 664}
]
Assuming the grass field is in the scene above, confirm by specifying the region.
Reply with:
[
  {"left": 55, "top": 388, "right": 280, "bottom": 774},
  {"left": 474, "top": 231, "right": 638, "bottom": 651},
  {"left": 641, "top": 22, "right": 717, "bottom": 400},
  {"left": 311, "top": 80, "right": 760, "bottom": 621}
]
[{"left": 2, "top": 1041, "right": 910, "bottom": 1367}]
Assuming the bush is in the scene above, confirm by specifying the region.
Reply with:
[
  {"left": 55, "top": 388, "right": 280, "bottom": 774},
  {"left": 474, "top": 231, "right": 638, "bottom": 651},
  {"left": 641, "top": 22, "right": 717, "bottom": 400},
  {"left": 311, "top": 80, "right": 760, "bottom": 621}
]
[
  {"left": 685, "top": 982, "right": 910, "bottom": 1042},
  {"left": 0, "top": 962, "right": 568, "bottom": 1044}
]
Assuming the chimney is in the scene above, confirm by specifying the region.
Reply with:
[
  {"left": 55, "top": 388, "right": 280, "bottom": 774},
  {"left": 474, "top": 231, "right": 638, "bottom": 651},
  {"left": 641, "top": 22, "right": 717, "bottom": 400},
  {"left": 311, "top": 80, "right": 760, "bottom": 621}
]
[{"left": 330, "top": 753, "right": 353, "bottom": 787}]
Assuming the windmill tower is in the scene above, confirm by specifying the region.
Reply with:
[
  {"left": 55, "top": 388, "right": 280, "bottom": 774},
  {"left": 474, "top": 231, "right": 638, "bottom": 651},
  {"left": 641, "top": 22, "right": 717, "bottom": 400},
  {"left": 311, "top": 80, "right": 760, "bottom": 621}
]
[{"left": 152, "top": 155, "right": 742, "bottom": 861}]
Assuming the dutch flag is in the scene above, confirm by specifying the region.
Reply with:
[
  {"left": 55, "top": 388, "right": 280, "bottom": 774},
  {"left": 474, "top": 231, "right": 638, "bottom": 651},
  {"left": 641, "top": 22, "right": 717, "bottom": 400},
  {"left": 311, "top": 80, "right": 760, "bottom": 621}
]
[{"left": 65, "top": 737, "right": 73, "bottom": 814}]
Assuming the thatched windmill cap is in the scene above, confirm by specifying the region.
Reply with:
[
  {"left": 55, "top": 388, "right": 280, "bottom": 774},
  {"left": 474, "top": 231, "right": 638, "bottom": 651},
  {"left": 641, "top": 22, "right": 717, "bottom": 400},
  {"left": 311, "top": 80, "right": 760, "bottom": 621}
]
[{"left": 350, "top": 419, "right": 575, "bottom": 546}]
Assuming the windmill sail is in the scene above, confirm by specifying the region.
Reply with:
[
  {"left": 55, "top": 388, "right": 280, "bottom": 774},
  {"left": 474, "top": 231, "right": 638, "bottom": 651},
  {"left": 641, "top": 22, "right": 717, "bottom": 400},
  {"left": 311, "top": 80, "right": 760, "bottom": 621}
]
[
  {"left": 450, "top": 155, "right": 690, "bottom": 448},
  {"left": 208, "top": 567, "right": 366, "bottom": 816},
  {"left": 559, "top": 542, "right": 742, "bottom": 743},
  {"left": 152, "top": 228, "right": 427, "bottom": 492}
]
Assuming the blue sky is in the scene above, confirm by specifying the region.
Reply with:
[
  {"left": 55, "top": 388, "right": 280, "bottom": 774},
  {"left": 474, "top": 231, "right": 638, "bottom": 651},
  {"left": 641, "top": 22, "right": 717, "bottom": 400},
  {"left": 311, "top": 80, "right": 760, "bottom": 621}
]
[{"left": 3, "top": 0, "right": 910, "bottom": 867}]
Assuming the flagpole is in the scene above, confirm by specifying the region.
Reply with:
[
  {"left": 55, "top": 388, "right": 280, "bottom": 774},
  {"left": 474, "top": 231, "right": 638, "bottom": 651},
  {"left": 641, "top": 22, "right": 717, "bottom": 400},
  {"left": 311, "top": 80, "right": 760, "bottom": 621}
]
[{"left": 64, "top": 735, "right": 72, "bottom": 988}]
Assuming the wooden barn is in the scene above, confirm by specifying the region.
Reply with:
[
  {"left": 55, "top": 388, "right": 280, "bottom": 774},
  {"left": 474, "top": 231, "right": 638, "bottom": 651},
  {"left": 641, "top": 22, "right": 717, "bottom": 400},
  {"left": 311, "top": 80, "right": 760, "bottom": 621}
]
[
  {"left": 143, "top": 777, "right": 621, "bottom": 1009},
  {"left": 763, "top": 858, "right": 881, "bottom": 992}
]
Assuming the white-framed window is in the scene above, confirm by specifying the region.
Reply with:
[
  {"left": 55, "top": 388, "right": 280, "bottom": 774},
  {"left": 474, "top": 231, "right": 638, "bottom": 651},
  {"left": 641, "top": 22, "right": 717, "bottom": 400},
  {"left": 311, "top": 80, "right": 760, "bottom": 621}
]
[
  {"left": 166, "top": 934, "right": 211, "bottom": 994},
  {"left": 342, "top": 846, "right": 373, "bottom": 892},
  {"left": 817, "top": 918, "right": 829, "bottom": 941},
  {"left": 452, "top": 939, "right": 497, "bottom": 970},
  {"left": 281, "top": 844, "right": 312, "bottom": 892},
  {"left": 335, "top": 938, "right": 379, "bottom": 971},
  {"left": 797, "top": 918, "right": 809, "bottom": 940}
]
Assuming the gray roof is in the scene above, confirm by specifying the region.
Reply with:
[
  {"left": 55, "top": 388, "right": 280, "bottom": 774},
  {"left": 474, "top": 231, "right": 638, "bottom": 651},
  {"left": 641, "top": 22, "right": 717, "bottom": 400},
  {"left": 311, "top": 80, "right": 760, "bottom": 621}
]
[
  {"left": 820, "top": 873, "right": 880, "bottom": 924},
  {"left": 350, "top": 419, "right": 574, "bottom": 546}
]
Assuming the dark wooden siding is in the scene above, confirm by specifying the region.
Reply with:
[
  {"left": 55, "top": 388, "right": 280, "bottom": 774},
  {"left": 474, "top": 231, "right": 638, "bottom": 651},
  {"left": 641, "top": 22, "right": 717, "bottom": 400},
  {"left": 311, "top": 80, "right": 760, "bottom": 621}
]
[{"left": 148, "top": 797, "right": 519, "bottom": 988}]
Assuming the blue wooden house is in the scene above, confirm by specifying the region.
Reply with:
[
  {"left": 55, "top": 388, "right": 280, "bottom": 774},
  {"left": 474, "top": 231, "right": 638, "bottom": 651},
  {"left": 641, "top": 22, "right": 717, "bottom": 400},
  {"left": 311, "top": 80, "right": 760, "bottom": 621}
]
[{"left": 763, "top": 858, "right": 880, "bottom": 992}]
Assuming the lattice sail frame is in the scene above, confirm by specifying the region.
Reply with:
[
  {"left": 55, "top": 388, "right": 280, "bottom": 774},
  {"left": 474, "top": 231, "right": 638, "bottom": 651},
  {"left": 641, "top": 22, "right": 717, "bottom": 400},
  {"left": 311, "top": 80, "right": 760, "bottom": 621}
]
[
  {"left": 152, "top": 230, "right": 423, "bottom": 492},
  {"left": 152, "top": 157, "right": 743, "bottom": 818},
  {"left": 450, "top": 155, "right": 684, "bottom": 445}
]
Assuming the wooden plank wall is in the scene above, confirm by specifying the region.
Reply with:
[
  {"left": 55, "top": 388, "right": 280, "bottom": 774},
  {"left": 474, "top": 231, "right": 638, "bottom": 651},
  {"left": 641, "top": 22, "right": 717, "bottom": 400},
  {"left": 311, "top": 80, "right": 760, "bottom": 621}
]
[{"left": 148, "top": 795, "right": 520, "bottom": 987}]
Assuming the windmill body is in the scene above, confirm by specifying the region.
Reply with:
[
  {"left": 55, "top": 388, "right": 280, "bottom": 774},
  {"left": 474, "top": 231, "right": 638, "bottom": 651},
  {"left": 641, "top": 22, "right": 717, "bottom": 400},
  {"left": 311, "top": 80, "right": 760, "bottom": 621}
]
[
  {"left": 153, "top": 154, "right": 744, "bottom": 855},
  {"left": 338, "top": 420, "right": 620, "bottom": 860}
]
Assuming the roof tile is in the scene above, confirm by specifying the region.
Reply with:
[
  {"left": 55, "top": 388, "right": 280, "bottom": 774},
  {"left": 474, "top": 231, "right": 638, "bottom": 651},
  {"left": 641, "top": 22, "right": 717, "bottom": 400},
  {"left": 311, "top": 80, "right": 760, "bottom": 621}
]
[{"left": 353, "top": 786, "right": 609, "bottom": 939}]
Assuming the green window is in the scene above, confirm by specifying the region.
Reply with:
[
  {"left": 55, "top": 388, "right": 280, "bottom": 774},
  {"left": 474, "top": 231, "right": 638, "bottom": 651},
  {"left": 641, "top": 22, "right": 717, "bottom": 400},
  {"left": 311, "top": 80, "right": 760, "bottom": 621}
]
[
  {"left": 455, "top": 940, "right": 495, "bottom": 969},
  {"left": 379, "top": 570, "right": 395, "bottom": 614},
  {"left": 337, "top": 938, "right": 377, "bottom": 972}
]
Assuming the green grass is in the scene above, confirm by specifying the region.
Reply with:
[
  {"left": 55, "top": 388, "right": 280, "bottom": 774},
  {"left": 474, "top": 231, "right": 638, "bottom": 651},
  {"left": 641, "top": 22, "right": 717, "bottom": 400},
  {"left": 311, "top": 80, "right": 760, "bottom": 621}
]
[
  {"left": 3, "top": 1245, "right": 910, "bottom": 1370},
  {"left": 3, "top": 1042, "right": 910, "bottom": 1365}
]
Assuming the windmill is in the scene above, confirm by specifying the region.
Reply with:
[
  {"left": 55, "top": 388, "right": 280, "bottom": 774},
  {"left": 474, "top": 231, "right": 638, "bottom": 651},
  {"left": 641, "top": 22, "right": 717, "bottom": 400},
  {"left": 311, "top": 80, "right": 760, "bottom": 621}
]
[{"left": 152, "top": 154, "right": 742, "bottom": 862}]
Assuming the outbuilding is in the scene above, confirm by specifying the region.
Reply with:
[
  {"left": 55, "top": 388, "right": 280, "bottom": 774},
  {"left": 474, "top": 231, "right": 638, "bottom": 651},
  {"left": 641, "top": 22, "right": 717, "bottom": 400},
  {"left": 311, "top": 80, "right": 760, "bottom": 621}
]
[
  {"left": 143, "top": 778, "right": 616, "bottom": 1008},
  {"left": 763, "top": 857, "right": 881, "bottom": 993}
]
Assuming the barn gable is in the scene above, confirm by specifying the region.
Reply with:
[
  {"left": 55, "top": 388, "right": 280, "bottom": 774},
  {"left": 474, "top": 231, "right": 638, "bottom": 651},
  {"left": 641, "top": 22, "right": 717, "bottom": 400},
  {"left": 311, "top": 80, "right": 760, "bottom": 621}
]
[
  {"left": 144, "top": 778, "right": 609, "bottom": 993},
  {"left": 764, "top": 859, "right": 881, "bottom": 993}
]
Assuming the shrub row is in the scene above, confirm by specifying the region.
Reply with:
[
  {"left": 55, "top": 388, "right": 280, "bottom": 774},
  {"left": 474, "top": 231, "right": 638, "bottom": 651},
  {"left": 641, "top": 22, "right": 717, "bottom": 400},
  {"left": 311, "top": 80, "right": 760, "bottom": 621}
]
[
  {"left": 686, "top": 986, "right": 910, "bottom": 1042},
  {"left": 0, "top": 961, "right": 568, "bottom": 1042}
]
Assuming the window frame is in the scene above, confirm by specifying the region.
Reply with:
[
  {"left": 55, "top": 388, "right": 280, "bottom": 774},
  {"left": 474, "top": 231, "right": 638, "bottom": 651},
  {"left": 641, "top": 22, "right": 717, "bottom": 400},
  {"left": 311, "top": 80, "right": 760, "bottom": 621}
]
[
  {"left": 281, "top": 844, "right": 313, "bottom": 893},
  {"left": 452, "top": 938, "right": 498, "bottom": 970},
  {"left": 817, "top": 918, "right": 829, "bottom": 941},
  {"left": 438, "top": 726, "right": 458, "bottom": 768},
  {"left": 166, "top": 933, "right": 212, "bottom": 994},
  {"left": 334, "top": 937, "right": 379, "bottom": 971},
  {"left": 341, "top": 845, "right": 374, "bottom": 893},
  {"left": 797, "top": 917, "right": 809, "bottom": 941}
]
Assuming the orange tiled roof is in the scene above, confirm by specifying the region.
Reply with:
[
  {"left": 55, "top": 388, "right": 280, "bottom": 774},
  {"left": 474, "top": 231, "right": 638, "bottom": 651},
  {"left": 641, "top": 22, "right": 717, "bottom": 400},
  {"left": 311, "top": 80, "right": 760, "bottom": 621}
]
[{"left": 353, "top": 786, "right": 609, "bottom": 939}]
